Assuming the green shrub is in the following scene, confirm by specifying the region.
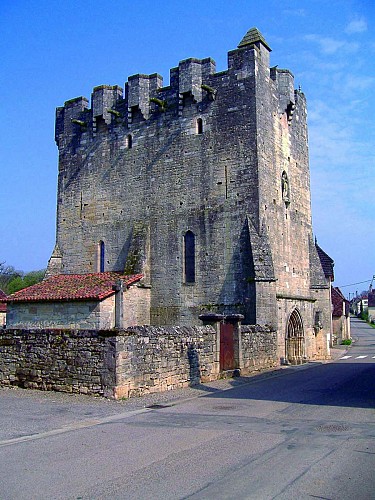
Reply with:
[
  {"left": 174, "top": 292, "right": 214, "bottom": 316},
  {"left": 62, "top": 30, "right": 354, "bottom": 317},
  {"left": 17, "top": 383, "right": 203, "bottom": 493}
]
[{"left": 341, "top": 339, "right": 352, "bottom": 345}]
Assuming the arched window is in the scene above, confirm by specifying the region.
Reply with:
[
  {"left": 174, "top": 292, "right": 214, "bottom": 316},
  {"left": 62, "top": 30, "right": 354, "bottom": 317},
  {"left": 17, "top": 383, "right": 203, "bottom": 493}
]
[
  {"left": 99, "top": 241, "right": 105, "bottom": 273},
  {"left": 197, "top": 118, "right": 203, "bottom": 135},
  {"left": 127, "top": 134, "right": 133, "bottom": 149},
  {"left": 184, "top": 231, "right": 195, "bottom": 283}
]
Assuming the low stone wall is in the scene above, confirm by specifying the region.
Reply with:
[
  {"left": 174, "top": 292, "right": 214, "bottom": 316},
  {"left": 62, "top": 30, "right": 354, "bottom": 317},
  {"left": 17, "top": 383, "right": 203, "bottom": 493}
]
[
  {"left": 0, "top": 329, "right": 116, "bottom": 397},
  {"left": 241, "top": 325, "right": 278, "bottom": 371},
  {"left": 115, "top": 326, "right": 218, "bottom": 398},
  {"left": 0, "top": 324, "right": 277, "bottom": 398},
  {"left": 0, "top": 326, "right": 218, "bottom": 398}
]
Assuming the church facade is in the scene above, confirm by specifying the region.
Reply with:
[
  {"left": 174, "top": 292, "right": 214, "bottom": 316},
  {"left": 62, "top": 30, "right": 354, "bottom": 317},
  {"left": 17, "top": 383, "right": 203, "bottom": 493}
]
[{"left": 45, "top": 28, "right": 333, "bottom": 363}]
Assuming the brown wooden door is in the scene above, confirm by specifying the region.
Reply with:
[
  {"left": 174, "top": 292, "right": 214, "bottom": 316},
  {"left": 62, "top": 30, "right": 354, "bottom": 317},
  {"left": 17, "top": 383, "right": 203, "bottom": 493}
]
[{"left": 220, "top": 322, "right": 235, "bottom": 370}]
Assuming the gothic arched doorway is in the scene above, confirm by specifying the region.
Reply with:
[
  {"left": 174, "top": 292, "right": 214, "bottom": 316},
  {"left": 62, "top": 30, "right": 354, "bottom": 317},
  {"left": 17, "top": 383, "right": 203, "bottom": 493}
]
[{"left": 286, "top": 308, "right": 305, "bottom": 364}]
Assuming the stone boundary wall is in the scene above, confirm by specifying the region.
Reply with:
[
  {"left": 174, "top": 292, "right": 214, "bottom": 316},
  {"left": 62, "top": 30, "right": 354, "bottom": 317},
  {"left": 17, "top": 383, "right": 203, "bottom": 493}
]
[
  {"left": 0, "top": 329, "right": 116, "bottom": 397},
  {"left": 0, "top": 324, "right": 277, "bottom": 398},
  {"left": 241, "top": 325, "right": 278, "bottom": 371},
  {"left": 115, "top": 325, "right": 218, "bottom": 398}
]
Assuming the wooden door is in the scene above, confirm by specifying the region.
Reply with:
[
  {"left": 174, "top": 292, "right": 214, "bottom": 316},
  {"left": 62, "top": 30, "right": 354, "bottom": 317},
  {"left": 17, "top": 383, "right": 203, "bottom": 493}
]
[{"left": 220, "top": 322, "right": 235, "bottom": 370}]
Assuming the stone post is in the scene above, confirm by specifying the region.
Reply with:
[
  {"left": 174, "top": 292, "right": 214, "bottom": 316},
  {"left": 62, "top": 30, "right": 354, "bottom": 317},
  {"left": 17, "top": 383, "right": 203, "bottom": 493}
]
[
  {"left": 198, "top": 313, "right": 224, "bottom": 377},
  {"left": 113, "top": 280, "right": 124, "bottom": 329}
]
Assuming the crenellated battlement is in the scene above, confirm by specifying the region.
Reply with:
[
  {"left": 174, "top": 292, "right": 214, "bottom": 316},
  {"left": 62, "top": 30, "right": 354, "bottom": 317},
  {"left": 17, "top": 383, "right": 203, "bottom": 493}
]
[
  {"left": 54, "top": 27, "right": 302, "bottom": 150},
  {"left": 54, "top": 54, "right": 220, "bottom": 147}
]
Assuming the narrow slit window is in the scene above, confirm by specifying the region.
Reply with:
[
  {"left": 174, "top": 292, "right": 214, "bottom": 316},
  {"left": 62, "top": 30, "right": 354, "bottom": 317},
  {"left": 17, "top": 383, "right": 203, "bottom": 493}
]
[
  {"left": 99, "top": 241, "right": 105, "bottom": 272},
  {"left": 197, "top": 118, "right": 203, "bottom": 135},
  {"left": 184, "top": 231, "right": 195, "bottom": 283}
]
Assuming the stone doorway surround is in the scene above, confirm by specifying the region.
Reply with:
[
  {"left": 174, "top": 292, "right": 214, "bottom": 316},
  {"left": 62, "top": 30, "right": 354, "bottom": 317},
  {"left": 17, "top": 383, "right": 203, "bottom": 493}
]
[{"left": 285, "top": 308, "right": 306, "bottom": 365}]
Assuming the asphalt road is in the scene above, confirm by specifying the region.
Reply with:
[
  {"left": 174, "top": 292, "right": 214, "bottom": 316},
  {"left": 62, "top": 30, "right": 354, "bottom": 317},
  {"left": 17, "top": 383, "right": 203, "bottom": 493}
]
[{"left": 0, "top": 317, "right": 374, "bottom": 499}]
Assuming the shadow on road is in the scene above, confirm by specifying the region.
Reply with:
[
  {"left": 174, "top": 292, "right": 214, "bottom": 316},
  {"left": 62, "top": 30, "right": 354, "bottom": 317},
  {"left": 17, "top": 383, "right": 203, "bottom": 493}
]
[{"left": 197, "top": 361, "right": 375, "bottom": 409}]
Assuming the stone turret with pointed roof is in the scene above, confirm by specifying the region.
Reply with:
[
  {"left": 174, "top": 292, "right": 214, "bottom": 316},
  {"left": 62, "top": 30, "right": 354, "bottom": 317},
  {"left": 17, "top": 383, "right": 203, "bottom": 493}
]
[
  {"left": 237, "top": 27, "right": 272, "bottom": 52},
  {"left": 228, "top": 26, "right": 271, "bottom": 73}
]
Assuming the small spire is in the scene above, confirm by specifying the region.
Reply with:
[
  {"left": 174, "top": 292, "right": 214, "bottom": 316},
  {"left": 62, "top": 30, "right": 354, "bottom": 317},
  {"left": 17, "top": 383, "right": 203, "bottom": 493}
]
[{"left": 238, "top": 27, "right": 271, "bottom": 52}]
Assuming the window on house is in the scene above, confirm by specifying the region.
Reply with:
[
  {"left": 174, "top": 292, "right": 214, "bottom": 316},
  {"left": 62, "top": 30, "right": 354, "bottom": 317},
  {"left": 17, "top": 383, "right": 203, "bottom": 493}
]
[
  {"left": 197, "top": 118, "right": 203, "bottom": 135},
  {"left": 99, "top": 241, "right": 105, "bottom": 272},
  {"left": 184, "top": 230, "right": 195, "bottom": 283}
]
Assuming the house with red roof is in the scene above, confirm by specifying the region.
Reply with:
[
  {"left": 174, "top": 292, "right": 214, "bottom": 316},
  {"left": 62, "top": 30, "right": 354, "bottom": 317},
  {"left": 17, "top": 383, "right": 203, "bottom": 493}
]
[
  {"left": 6, "top": 272, "right": 149, "bottom": 330},
  {"left": 331, "top": 286, "right": 350, "bottom": 343},
  {"left": 0, "top": 289, "right": 7, "bottom": 328}
]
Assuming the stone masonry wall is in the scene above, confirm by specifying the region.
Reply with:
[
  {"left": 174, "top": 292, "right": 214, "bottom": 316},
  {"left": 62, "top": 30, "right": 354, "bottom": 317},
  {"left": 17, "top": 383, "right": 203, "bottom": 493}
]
[
  {"left": 6, "top": 297, "right": 115, "bottom": 330},
  {"left": 114, "top": 325, "right": 218, "bottom": 398},
  {"left": 0, "top": 326, "right": 218, "bottom": 398},
  {"left": 241, "top": 325, "right": 278, "bottom": 371},
  {"left": 0, "top": 329, "right": 116, "bottom": 397},
  {"left": 0, "top": 324, "right": 277, "bottom": 398}
]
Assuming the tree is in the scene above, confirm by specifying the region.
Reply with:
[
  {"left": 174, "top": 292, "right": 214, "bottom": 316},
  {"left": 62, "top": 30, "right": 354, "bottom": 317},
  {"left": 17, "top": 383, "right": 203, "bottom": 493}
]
[
  {"left": 0, "top": 262, "right": 20, "bottom": 294},
  {"left": 0, "top": 262, "right": 45, "bottom": 295}
]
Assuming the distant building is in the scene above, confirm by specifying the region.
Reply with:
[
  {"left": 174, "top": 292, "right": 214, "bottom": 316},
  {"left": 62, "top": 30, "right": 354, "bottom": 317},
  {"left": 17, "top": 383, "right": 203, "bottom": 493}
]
[
  {"left": 368, "top": 292, "right": 375, "bottom": 324},
  {"left": 352, "top": 295, "right": 368, "bottom": 316},
  {"left": 0, "top": 289, "right": 6, "bottom": 327},
  {"left": 331, "top": 287, "right": 350, "bottom": 342}
]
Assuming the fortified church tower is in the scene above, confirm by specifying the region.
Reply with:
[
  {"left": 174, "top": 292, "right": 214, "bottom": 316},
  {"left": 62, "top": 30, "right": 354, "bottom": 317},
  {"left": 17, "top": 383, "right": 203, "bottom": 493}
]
[{"left": 47, "top": 28, "right": 332, "bottom": 362}]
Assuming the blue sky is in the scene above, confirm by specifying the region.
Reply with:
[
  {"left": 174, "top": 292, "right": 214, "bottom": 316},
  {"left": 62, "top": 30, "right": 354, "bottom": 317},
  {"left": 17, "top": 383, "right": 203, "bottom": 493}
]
[{"left": 1, "top": 0, "right": 374, "bottom": 298}]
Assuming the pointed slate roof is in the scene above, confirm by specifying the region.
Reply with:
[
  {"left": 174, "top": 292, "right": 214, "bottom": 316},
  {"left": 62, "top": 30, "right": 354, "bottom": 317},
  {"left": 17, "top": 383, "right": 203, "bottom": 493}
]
[
  {"left": 7, "top": 273, "right": 143, "bottom": 303},
  {"left": 238, "top": 27, "right": 271, "bottom": 51},
  {"left": 316, "top": 244, "right": 334, "bottom": 281}
]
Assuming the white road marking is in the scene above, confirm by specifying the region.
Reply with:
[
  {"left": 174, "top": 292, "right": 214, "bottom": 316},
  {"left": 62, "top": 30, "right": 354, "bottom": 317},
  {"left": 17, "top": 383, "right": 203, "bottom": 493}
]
[
  {"left": 355, "top": 355, "right": 367, "bottom": 359},
  {"left": 339, "top": 356, "right": 352, "bottom": 360}
]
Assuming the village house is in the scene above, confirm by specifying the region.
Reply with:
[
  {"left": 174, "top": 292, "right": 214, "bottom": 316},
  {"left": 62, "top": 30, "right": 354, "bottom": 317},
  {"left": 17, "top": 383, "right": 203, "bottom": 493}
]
[
  {"left": 368, "top": 291, "right": 375, "bottom": 324},
  {"left": 331, "top": 286, "right": 351, "bottom": 343}
]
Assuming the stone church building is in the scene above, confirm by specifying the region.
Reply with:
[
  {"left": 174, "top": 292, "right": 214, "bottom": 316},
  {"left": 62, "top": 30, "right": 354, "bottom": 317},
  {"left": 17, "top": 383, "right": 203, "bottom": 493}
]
[{"left": 8, "top": 28, "right": 333, "bottom": 364}]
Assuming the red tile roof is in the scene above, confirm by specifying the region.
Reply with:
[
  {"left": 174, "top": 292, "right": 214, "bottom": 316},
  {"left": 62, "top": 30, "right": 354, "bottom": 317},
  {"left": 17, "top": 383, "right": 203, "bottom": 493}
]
[{"left": 7, "top": 273, "right": 143, "bottom": 303}]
